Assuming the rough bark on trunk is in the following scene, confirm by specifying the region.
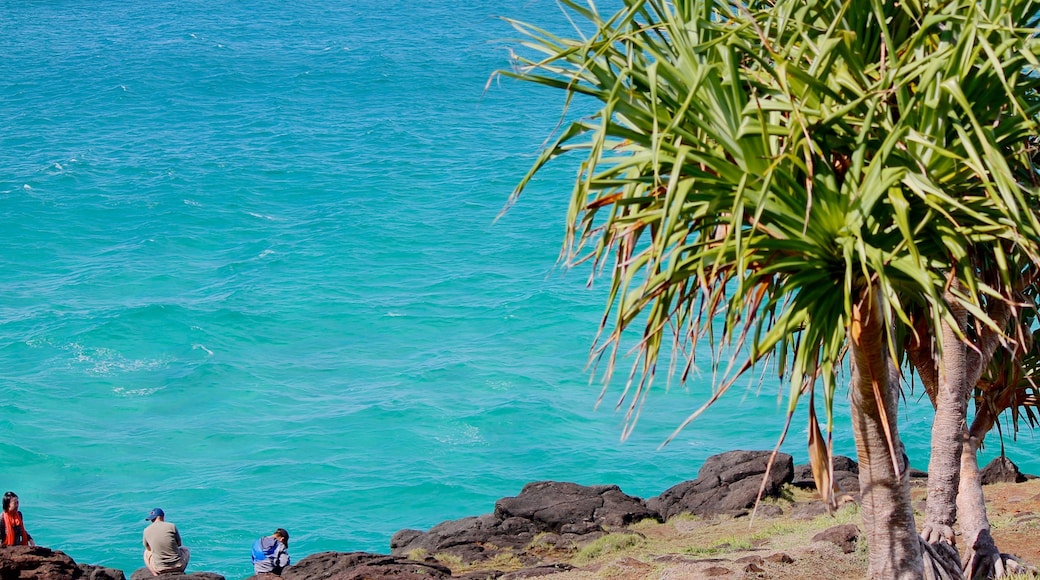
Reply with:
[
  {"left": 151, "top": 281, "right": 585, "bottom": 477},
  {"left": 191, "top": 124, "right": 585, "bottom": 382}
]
[
  {"left": 905, "top": 282, "right": 1014, "bottom": 578},
  {"left": 958, "top": 409, "right": 994, "bottom": 551},
  {"left": 849, "top": 291, "right": 923, "bottom": 579},
  {"left": 923, "top": 286, "right": 968, "bottom": 546}
]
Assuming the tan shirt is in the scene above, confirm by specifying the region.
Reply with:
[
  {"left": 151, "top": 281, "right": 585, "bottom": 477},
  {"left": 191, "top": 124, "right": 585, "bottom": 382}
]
[{"left": 143, "top": 520, "right": 183, "bottom": 571}]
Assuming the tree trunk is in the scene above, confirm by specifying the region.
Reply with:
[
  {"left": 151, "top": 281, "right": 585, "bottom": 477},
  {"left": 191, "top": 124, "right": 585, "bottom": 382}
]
[
  {"left": 958, "top": 407, "right": 1007, "bottom": 578},
  {"left": 958, "top": 408, "right": 994, "bottom": 551},
  {"left": 923, "top": 285, "right": 968, "bottom": 546},
  {"left": 906, "top": 282, "right": 1010, "bottom": 577},
  {"left": 849, "top": 290, "right": 923, "bottom": 579}
]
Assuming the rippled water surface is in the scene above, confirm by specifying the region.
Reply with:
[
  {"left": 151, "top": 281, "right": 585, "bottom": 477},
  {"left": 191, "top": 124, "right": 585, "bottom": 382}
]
[{"left": 2, "top": 1, "right": 1037, "bottom": 577}]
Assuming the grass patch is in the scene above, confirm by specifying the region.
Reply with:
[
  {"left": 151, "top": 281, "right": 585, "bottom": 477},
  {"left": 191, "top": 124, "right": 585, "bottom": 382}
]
[
  {"left": 484, "top": 552, "right": 524, "bottom": 571},
  {"left": 405, "top": 548, "right": 427, "bottom": 560},
  {"left": 989, "top": 513, "right": 1018, "bottom": 530},
  {"left": 432, "top": 552, "right": 462, "bottom": 568},
  {"left": 629, "top": 517, "right": 667, "bottom": 531},
  {"left": 683, "top": 536, "right": 755, "bottom": 556},
  {"left": 432, "top": 549, "right": 524, "bottom": 575},
  {"left": 574, "top": 532, "right": 645, "bottom": 564},
  {"left": 667, "top": 512, "right": 702, "bottom": 524}
]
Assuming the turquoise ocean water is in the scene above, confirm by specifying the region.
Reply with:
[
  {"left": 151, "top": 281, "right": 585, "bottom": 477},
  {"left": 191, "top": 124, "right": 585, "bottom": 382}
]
[{"left": 1, "top": 1, "right": 1037, "bottom": 577}]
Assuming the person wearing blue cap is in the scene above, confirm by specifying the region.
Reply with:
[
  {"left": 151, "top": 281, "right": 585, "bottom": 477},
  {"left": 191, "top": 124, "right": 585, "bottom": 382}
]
[{"left": 142, "top": 508, "right": 190, "bottom": 576}]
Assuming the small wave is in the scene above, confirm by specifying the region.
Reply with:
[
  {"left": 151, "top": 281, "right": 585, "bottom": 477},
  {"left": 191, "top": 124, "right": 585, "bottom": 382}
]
[
  {"left": 184, "top": 199, "right": 201, "bottom": 207},
  {"left": 23, "top": 184, "right": 31, "bottom": 190},
  {"left": 64, "top": 343, "right": 168, "bottom": 375},
  {"left": 385, "top": 311, "right": 404, "bottom": 317},
  {"left": 258, "top": 249, "right": 274, "bottom": 258},
  {"left": 434, "top": 423, "right": 486, "bottom": 446},
  {"left": 484, "top": 379, "right": 512, "bottom": 391},
  {"left": 247, "top": 212, "right": 276, "bottom": 220},
  {"left": 112, "top": 386, "right": 165, "bottom": 397},
  {"left": 193, "top": 344, "right": 214, "bottom": 356}
]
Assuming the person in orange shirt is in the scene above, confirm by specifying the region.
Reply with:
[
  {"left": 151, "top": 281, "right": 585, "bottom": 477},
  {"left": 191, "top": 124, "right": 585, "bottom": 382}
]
[{"left": 1, "top": 492, "right": 35, "bottom": 546}]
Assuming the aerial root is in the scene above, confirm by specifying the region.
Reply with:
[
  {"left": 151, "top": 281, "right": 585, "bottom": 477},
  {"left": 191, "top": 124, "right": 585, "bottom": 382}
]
[
  {"left": 963, "top": 529, "right": 1039, "bottom": 580},
  {"left": 921, "top": 523, "right": 957, "bottom": 546},
  {"left": 921, "top": 533, "right": 963, "bottom": 580}
]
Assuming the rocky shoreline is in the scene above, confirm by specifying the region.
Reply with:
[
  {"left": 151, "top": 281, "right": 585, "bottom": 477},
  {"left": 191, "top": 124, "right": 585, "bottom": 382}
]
[{"left": 2, "top": 450, "right": 1034, "bottom": 580}]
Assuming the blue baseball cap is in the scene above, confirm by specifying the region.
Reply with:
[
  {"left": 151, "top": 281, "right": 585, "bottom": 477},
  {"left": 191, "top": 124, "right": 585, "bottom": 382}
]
[{"left": 145, "top": 508, "right": 164, "bottom": 522}]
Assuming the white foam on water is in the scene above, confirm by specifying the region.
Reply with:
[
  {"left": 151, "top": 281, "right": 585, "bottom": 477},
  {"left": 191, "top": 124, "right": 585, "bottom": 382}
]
[{"left": 111, "top": 385, "right": 165, "bottom": 397}]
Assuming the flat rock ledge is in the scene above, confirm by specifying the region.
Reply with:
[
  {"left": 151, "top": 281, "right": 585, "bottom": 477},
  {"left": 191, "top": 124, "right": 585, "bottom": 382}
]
[
  {"left": 4, "top": 451, "right": 1035, "bottom": 580},
  {"left": 390, "top": 451, "right": 1036, "bottom": 573},
  {"left": 391, "top": 480, "right": 658, "bottom": 564},
  {"left": 279, "top": 551, "right": 452, "bottom": 579},
  {"left": 393, "top": 450, "right": 797, "bottom": 567},
  {"left": 0, "top": 545, "right": 125, "bottom": 580}
]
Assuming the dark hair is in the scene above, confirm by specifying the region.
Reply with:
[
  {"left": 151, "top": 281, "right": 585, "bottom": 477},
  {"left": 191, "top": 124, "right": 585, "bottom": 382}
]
[
  {"left": 274, "top": 528, "right": 289, "bottom": 545},
  {"left": 2, "top": 492, "right": 17, "bottom": 512}
]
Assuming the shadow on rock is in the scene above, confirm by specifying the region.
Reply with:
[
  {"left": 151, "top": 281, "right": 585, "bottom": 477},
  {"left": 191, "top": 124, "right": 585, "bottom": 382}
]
[{"left": 279, "top": 551, "right": 451, "bottom": 580}]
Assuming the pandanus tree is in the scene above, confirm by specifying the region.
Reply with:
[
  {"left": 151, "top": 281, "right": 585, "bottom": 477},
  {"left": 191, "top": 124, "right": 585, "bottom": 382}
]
[
  {"left": 503, "top": 0, "right": 1040, "bottom": 577},
  {"left": 907, "top": 258, "right": 1040, "bottom": 577}
]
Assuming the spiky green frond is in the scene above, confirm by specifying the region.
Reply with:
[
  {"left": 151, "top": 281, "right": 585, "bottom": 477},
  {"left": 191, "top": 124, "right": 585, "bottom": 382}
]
[{"left": 504, "top": 0, "right": 1040, "bottom": 439}]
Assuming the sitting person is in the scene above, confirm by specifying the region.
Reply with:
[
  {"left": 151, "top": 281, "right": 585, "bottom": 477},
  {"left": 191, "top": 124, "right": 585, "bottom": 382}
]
[
  {"left": 1, "top": 492, "right": 35, "bottom": 546},
  {"left": 251, "top": 528, "right": 290, "bottom": 575},
  {"left": 142, "top": 508, "right": 190, "bottom": 575}
]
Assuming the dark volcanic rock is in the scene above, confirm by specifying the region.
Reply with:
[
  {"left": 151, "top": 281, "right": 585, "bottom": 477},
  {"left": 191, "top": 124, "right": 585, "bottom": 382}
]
[
  {"left": 391, "top": 481, "right": 656, "bottom": 564},
  {"left": 812, "top": 524, "right": 860, "bottom": 554},
  {"left": 0, "top": 546, "right": 81, "bottom": 579},
  {"left": 792, "top": 455, "right": 860, "bottom": 493},
  {"left": 980, "top": 456, "right": 1027, "bottom": 485},
  {"left": 392, "top": 513, "right": 537, "bottom": 561},
  {"left": 647, "top": 450, "right": 794, "bottom": 519},
  {"left": 495, "top": 481, "right": 658, "bottom": 529},
  {"left": 753, "top": 504, "right": 784, "bottom": 518},
  {"left": 129, "top": 569, "right": 223, "bottom": 580},
  {"left": 79, "top": 563, "right": 127, "bottom": 580},
  {"left": 281, "top": 551, "right": 451, "bottom": 580},
  {"left": 0, "top": 546, "right": 125, "bottom": 580}
]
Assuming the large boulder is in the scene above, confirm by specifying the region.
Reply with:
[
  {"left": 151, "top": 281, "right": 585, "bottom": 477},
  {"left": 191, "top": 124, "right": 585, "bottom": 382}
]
[
  {"left": 280, "top": 551, "right": 451, "bottom": 580},
  {"left": 392, "top": 513, "right": 537, "bottom": 563},
  {"left": 647, "top": 450, "right": 795, "bottom": 519},
  {"left": 0, "top": 546, "right": 81, "bottom": 579},
  {"left": 792, "top": 455, "right": 860, "bottom": 493},
  {"left": 391, "top": 481, "right": 656, "bottom": 564},
  {"left": 980, "top": 456, "right": 1028, "bottom": 485},
  {"left": 80, "top": 563, "right": 127, "bottom": 580},
  {"left": 0, "top": 546, "right": 125, "bottom": 580},
  {"left": 495, "top": 481, "right": 658, "bottom": 530}
]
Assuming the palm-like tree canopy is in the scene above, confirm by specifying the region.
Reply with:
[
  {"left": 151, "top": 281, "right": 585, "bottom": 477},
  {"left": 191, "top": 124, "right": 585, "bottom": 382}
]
[{"left": 505, "top": 0, "right": 1040, "bottom": 439}]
